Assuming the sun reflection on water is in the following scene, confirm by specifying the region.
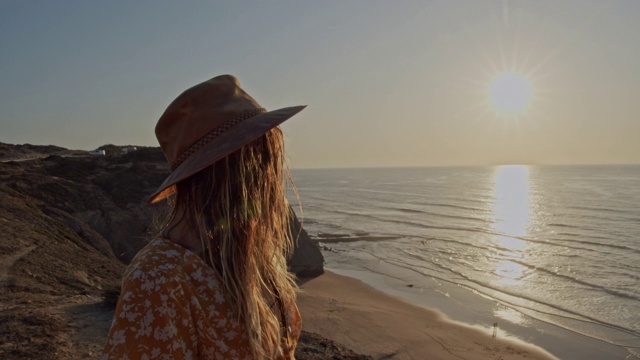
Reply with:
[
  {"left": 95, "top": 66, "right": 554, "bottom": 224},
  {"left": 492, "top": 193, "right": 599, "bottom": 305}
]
[
  {"left": 492, "top": 165, "right": 531, "bottom": 286},
  {"left": 494, "top": 305, "right": 530, "bottom": 326}
]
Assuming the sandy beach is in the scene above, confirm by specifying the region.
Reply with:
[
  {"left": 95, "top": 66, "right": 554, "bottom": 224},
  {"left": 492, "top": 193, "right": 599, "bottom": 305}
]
[{"left": 297, "top": 271, "right": 557, "bottom": 360}]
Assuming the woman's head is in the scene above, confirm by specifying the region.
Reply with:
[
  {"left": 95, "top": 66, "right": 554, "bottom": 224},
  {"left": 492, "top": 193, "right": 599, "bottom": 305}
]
[{"left": 148, "top": 74, "right": 305, "bottom": 204}]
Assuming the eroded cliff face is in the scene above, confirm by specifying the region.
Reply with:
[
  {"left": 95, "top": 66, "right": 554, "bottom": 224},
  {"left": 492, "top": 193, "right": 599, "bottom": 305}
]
[
  {"left": 289, "top": 210, "right": 325, "bottom": 278},
  {"left": 0, "top": 144, "right": 323, "bottom": 279}
]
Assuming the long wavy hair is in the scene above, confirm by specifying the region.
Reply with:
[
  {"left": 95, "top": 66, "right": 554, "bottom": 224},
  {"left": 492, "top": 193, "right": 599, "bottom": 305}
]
[{"left": 164, "top": 127, "right": 296, "bottom": 359}]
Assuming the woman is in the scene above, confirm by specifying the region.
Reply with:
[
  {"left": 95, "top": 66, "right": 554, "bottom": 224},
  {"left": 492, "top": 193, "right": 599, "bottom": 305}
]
[{"left": 102, "top": 75, "right": 306, "bottom": 359}]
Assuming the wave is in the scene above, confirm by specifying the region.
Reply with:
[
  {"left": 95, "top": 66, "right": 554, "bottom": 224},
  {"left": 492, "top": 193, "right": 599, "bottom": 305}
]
[
  {"left": 553, "top": 231, "right": 611, "bottom": 241},
  {"left": 313, "top": 206, "right": 640, "bottom": 257},
  {"left": 350, "top": 188, "right": 491, "bottom": 208},
  {"left": 316, "top": 235, "right": 401, "bottom": 243},
  {"left": 506, "top": 259, "right": 640, "bottom": 302},
  {"left": 568, "top": 205, "right": 639, "bottom": 217},
  {"left": 390, "top": 207, "right": 423, "bottom": 214},
  {"left": 548, "top": 222, "right": 602, "bottom": 232},
  {"left": 381, "top": 206, "right": 488, "bottom": 223},
  {"left": 327, "top": 208, "right": 481, "bottom": 232},
  {"left": 366, "top": 251, "right": 640, "bottom": 341},
  {"left": 549, "top": 236, "right": 640, "bottom": 254},
  {"left": 413, "top": 201, "right": 490, "bottom": 213}
]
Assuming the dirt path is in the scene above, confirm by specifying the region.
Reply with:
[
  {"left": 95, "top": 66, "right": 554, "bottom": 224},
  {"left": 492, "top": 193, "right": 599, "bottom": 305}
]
[
  {"left": 49, "top": 295, "right": 114, "bottom": 359},
  {"left": 0, "top": 244, "right": 114, "bottom": 359},
  {"left": 0, "top": 245, "right": 37, "bottom": 287}
]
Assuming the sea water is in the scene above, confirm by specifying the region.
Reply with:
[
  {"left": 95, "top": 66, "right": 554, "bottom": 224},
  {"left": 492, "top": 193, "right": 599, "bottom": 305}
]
[{"left": 289, "top": 165, "right": 640, "bottom": 359}]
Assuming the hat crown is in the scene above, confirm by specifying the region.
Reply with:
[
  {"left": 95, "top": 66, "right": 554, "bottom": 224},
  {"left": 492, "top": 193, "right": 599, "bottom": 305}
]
[{"left": 155, "top": 74, "right": 263, "bottom": 164}]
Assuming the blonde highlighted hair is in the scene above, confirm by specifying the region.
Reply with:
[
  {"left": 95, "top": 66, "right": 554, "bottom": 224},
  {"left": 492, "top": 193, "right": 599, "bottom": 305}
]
[{"left": 165, "top": 127, "right": 296, "bottom": 358}]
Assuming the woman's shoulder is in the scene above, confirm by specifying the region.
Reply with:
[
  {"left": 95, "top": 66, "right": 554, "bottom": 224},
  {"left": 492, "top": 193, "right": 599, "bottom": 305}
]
[
  {"left": 121, "top": 237, "right": 223, "bottom": 299},
  {"left": 126, "top": 237, "right": 186, "bottom": 272},
  {"left": 120, "top": 237, "right": 198, "bottom": 292}
]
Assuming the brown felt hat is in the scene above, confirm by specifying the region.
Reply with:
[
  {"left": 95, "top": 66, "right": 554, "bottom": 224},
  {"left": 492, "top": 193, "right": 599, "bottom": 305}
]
[{"left": 148, "top": 74, "right": 306, "bottom": 204}]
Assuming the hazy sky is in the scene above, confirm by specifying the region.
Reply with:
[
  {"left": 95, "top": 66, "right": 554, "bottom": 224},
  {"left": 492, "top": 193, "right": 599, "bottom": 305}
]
[{"left": 1, "top": 1, "right": 639, "bottom": 168}]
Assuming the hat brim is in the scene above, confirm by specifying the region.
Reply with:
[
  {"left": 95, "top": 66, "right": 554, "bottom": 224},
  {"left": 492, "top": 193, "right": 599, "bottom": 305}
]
[{"left": 147, "top": 105, "right": 306, "bottom": 204}]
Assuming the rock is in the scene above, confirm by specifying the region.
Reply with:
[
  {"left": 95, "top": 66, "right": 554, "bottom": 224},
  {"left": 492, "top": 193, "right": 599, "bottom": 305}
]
[
  {"left": 288, "top": 210, "right": 325, "bottom": 278},
  {"left": 295, "top": 331, "right": 372, "bottom": 359}
]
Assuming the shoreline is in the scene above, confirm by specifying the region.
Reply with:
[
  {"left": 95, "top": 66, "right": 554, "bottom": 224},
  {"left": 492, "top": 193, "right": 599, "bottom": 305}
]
[
  {"left": 319, "top": 263, "right": 632, "bottom": 360},
  {"left": 297, "top": 270, "right": 558, "bottom": 359}
]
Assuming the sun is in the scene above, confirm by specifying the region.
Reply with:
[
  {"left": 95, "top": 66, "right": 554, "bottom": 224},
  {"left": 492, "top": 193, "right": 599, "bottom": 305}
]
[{"left": 488, "top": 72, "right": 533, "bottom": 117}]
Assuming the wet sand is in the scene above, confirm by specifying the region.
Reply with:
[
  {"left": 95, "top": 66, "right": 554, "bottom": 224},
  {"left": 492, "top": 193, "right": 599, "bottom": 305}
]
[{"left": 297, "top": 271, "right": 558, "bottom": 360}]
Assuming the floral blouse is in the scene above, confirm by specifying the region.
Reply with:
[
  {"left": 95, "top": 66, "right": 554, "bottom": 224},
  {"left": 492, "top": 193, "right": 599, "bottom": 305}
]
[{"left": 102, "top": 237, "right": 301, "bottom": 360}]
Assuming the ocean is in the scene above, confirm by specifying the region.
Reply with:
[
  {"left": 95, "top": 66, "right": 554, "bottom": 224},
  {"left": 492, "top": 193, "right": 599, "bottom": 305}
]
[{"left": 288, "top": 165, "right": 640, "bottom": 359}]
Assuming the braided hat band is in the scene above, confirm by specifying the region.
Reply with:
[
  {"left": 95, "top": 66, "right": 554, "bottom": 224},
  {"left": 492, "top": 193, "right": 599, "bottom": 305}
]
[{"left": 170, "top": 108, "right": 266, "bottom": 172}]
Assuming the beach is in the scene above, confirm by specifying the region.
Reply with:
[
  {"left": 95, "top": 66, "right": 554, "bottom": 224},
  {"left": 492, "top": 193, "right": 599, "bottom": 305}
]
[{"left": 297, "top": 270, "right": 557, "bottom": 359}]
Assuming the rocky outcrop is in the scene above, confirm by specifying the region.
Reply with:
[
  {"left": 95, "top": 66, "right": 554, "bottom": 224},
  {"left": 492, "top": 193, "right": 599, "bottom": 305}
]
[
  {"left": 289, "top": 210, "right": 324, "bottom": 278},
  {"left": 296, "top": 331, "right": 372, "bottom": 359}
]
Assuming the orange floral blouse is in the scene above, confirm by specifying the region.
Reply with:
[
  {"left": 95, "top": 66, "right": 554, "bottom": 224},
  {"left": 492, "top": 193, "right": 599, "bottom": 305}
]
[{"left": 102, "top": 237, "right": 301, "bottom": 360}]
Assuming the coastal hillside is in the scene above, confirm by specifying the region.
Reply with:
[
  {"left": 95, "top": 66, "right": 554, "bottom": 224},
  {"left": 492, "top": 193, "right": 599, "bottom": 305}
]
[
  {"left": 0, "top": 143, "right": 333, "bottom": 359},
  {"left": 0, "top": 142, "right": 86, "bottom": 161}
]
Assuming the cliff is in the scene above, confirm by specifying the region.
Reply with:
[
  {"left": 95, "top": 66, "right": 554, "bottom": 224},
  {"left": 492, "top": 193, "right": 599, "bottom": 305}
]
[
  {"left": 0, "top": 144, "right": 324, "bottom": 270},
  {"left": 0, "top": 143, "right": 325, "bottom": 359}
]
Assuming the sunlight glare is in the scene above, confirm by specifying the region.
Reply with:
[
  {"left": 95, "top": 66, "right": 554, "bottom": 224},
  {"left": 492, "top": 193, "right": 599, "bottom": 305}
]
[
  {"left": 491, "top": 165, "right": 531, "bottom": 286},
  {"left": 493, "top": 165, "right": 530, "bottom": 238},
  {"left": 489, "top": 72, "right": 532, "bottom": 117}
]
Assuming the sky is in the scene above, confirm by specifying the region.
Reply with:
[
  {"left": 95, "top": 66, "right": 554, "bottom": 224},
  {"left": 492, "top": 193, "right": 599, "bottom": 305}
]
[{"left": 1, "top": 1, "right": 639, "bottom": 168}]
